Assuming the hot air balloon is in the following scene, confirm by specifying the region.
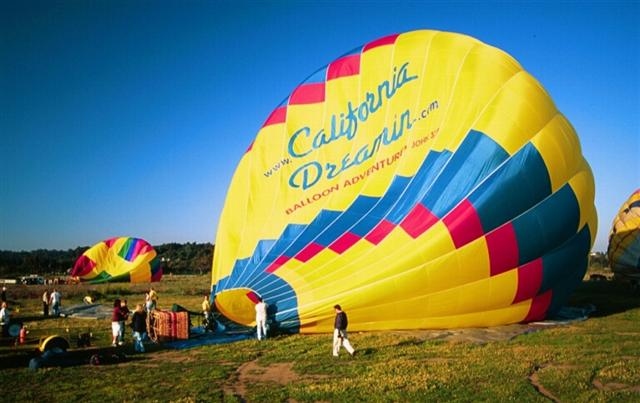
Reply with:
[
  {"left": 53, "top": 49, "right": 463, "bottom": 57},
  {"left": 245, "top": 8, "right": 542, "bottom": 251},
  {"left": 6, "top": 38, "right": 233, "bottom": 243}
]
[
  {"left": 608, "top": 190, "right": 640, "bottom": 281},
  {"left": 211, "top": 30, "right": 597, "bottom": 333},
  {"left": 72, "top": 237, "right": 163, "bottom": 283}
]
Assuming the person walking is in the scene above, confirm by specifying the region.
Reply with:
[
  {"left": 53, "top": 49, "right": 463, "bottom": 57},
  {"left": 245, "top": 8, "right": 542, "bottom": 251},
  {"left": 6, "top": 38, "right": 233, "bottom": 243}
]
[
  {"left": 332, "top": 304, "right": 355, "bottom": 357},
  {"left": 255, "top": 297, "right": 268, "bottom": 341}
]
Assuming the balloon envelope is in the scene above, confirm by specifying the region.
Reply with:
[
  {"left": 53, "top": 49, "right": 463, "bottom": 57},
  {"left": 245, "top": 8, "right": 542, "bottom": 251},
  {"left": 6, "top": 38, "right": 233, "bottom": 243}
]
[
  {"left": 72, "top": 237, "right": 163, "bottom": 283},
  {"left": 211, "top": 30, "right": 596, "bottom": 333},
  {"left": 608, "top": 190, "right": 640, "bottom": 279}
]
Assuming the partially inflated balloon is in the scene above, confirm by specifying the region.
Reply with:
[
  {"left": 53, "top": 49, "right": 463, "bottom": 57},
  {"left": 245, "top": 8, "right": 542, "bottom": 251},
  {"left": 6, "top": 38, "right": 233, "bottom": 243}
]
[
  {"left": 211, "top": 30, "right": 596, "bottom": 333},
  {"left": 608, "top": 190, "right": 640, "bottom": 279},
  {"left": 72, "top": 237, "right": 163, "bottom": 283}
]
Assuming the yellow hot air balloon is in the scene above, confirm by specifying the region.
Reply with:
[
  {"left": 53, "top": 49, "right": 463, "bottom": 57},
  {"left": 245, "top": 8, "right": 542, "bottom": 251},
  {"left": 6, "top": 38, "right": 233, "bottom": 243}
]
[
  {"left": 608, "top": 190, "right": 640, "bottom": 281},
  {"left": 211, "top": 30, "right": 597, "bottom": 333},
  {"left": 72, "top": 237, "right": 163, "bottom": 283}
]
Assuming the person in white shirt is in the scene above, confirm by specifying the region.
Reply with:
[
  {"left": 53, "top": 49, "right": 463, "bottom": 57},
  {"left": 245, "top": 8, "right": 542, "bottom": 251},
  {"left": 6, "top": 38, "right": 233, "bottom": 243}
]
[
  {"left": 0, "top": 302, "right": 10, "bottom": 336},
  {"left": 49, "top": 289, "right": 62, "bottom": 317},
  {"left": 255, "top": 297, "right": 268, "bottom": 341}
]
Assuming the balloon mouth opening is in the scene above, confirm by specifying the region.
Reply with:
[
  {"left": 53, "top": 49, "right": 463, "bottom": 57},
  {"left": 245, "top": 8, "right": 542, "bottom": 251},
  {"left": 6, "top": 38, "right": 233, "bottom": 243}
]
[{"left": 214, "top": 287, "right": 261, "bottom": 326}]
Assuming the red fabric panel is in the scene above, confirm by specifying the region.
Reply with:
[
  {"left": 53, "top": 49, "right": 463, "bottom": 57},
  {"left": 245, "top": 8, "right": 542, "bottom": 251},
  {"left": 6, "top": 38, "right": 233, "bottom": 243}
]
[
  {"left": 262, "top": 106, "right": 287, "bottom": 127},
  {"left": 523, "top": 290, "right": 552, "bottom": 322},
  {"left": 399, "top": 204, "right": 438, "bottom": 239},
  {"left": 329, "top": 231, "right": 361, "bottom": 254},
  {"left": 327, "top": 54, "right": 360, "bottom": 80},
  {"left": 487, "top": 222, "right": 519, "bottom": 276},
  {"left": 290, "top": 83, "right": 325, "bottom": 104},
  {"left": 245, "top": 291, "right": 261, "bottom": 304},
  {"left": 512, "top": 258, "right": 543, "bottom": 304},
  {"left": 363, "top": 34, "right": 399, "bottom": 52},
  {"left": 295, "top": 242, "right": 324, "bottom": 262},
  {"left": 365, "top": 219, "right": 396, "bottom": 245},
  {"left": 442, "top": 200, "right": 484, "bottom": 248},
  {"left": 265, "top": 255, "right": 291, "bottom": 273}
]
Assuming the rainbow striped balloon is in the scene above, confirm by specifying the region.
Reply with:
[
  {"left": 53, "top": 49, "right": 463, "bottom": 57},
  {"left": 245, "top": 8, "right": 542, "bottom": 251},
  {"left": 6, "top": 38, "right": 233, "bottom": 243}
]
[
  {"left": 608, "top": 190, "right": 640, "bottom": 279},
  {"left": 72, "top": 237, "right": 163, "bottom": 284},
  {"left": 211, "top": 30, "right": 597, "bottom": 333}
]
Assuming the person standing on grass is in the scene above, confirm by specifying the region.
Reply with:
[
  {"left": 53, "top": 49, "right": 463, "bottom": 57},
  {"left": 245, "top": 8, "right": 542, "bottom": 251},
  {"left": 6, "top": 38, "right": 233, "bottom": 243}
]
[
  {"left": 333, "top": 304, "right": 355, "bottom": 357},
  {"left": 0, "top": 302, "right": 10, "bottom": 337},
  {"left": 111, "top": 298, "right": 123, "bottom": 346},
  {"left": 255, "top": 297, "right": 268, "bottom": 341},
  {"left": 202, "top": 295, "right": 213, "bottom": 330},
  {"left": 42, "top": 289, "right": 50, "bottom": 317},
  {"left": 148, "top": 287, "right": 158, "bottom": 311},
  {"left": 131, "top": 304, "right": 147, "bottom": 353},
  {"left": 50, "top": 289, "right": 61, "bottom": 317},
  {"left": 119, "top": 299, "right": 130, "bottom": 344}
]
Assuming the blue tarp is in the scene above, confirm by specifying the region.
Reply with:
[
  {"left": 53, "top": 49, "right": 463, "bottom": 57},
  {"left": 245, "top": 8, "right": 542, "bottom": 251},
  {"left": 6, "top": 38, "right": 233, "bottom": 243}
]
[{"left": 164, "top": 326, "right": 254, "bottom": 349}]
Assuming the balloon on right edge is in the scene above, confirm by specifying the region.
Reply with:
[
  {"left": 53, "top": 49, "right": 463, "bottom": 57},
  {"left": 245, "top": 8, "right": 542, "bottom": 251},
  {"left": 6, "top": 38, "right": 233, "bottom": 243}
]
[{"left": 608, "top": 190, "right": 640, "bottom": 280}]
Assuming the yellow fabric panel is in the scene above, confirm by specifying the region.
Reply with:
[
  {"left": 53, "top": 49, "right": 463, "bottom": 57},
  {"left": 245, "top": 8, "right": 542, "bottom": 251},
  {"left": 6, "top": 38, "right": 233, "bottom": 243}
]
[
  {"left": 567, "top": 162, "right": 597, "bottom": 233},
  {"left": 212, "top": 152, "right": 253, "bottom": 281},
  {"left": 295, "top": 235, "right": 492, "bottom": 324},
  {"left": 301, "top": 272, "right": 527, "bottom": 333},
  {"left": 474, "top": 71, "right": 558, "bottom": 155},
  {"left": 130, "top": 265, "right": 151, "bottom": 283},
  {"left": 529, "top": 114, "right": 582, "bottom": 192},
  {"left": 215, "top": 288, "right": 255, "bottom": 326}
]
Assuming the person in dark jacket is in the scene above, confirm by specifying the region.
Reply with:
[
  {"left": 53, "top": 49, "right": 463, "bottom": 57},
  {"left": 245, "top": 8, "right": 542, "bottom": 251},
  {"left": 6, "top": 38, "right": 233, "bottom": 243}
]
[
  {"left": 333, "top": 304, "right": 355, "bottom": 357},
  {"left": 130, "top": 304, "right": 147, "bottom": 353}
]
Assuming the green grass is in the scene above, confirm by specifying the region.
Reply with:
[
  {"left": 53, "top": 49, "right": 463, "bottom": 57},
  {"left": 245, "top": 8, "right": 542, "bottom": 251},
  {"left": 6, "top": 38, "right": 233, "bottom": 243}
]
[{"left": 0, "top": 276, "right": 639, "bottom": 402}]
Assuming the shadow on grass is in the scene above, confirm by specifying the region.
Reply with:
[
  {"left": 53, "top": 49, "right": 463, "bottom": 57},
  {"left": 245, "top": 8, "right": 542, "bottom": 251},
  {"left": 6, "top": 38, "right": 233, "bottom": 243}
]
[
  {"left": 0, "top": 342, "right": 163, "bottom": 370},
  {"left": 570, "top": 280, "right": 640, "bottom": 317}
]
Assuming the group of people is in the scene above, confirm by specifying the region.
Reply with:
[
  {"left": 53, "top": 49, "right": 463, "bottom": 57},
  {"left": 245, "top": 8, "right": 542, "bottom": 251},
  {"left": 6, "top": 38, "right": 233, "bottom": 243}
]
[
  {"left": 41, "top": 289, "right": 62, "bottom": 317},
  {"left": 3, "top": 282, "right": 357, "bottom": 357},
  {"left": 111, "top": 288, "right": 158, "bottom": 353}
]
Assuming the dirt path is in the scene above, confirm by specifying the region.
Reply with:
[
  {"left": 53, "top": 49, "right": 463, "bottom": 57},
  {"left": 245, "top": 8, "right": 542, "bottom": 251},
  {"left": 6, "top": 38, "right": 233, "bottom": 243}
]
[{"left": 223, "top": 358, "right": 328, "bottom": 402}]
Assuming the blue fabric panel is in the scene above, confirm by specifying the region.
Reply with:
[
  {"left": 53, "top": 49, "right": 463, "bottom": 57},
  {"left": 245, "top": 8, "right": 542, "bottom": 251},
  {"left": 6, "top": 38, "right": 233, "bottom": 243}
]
[
  {"left": 282, "top": 210, "right": 341, "bottom": 256},
  {"left": 315, "top": 196, "right": 378, "bottom": 245},
  {"left": 470, "top": 143, "right": 552, "bottom": 233},
  {"left": 217, "top": 257, "right": 249, "bottom": 289},
  {"left": 422, "top": 130, "right": 509, "bottom": 217},
  {"left": 512, "top": 184, "right": 580, "bottom": 265},
  {"left": 268, "top": 224, "right": 306, "bottom": 258},
  {"left": 351, "top": 175, "right": 411, "bottom": 236},
  {"left": 387, "top": 150, "right": 450, "bottom": 224},
  {"left": 124, "top": 238, "right": 137, "bottom": 261},
  {"left": 540, "top": 225, "right": 591, "bottom": 315},
  {"left": 214, "top": 269, "right": 301, "bottom": 333},
  {"left": 251, "top": 239, "right": 276, "bottom": 265}
]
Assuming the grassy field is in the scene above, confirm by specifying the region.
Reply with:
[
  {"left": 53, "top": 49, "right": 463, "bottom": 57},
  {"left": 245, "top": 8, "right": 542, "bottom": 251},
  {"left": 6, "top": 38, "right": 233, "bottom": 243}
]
[{"left": 0, "top": 275, "right": 638, "bottom": 402}]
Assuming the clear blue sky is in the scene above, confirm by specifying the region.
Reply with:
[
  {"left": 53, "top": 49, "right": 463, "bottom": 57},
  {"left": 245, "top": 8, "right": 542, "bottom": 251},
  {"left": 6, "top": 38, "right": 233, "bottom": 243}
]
[{"left": 1, "top": 0, "right": 638, "bottom": 253}]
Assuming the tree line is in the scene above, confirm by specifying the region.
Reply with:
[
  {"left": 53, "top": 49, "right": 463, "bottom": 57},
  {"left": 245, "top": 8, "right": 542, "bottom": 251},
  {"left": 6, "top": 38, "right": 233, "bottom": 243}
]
[
  {"left": 0, "top": 245, "right": 609, "bottom": 279},
  {"left": 0, "top": 242, "right": 214, "bottom": 279}
]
